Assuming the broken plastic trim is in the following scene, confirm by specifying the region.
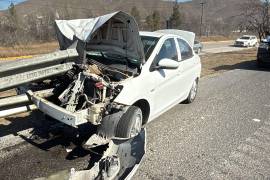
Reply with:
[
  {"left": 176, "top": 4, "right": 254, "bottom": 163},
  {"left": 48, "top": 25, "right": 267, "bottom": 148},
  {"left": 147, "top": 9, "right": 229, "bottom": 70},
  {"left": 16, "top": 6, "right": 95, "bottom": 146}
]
[{"left": 36, "top": 129, "right": 146, "bottom": 180}]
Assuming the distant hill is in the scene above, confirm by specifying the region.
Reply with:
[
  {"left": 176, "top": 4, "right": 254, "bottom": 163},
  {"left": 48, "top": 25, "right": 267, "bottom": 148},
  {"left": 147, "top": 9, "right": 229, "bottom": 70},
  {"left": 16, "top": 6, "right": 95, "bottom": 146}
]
[
  {"left": 1, "top": 0, "right": 249, "bottom": 20},
  {"left": 0, "top": 0, "right": 259, "bottom": 35}
]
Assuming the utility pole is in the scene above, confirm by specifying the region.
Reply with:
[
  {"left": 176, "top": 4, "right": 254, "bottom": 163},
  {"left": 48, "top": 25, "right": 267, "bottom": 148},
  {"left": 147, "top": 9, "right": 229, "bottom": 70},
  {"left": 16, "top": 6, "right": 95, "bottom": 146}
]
[
  {"left": 266, "top": 0, "right": 270, "bottom": 34},
  {"left": 200, "top": 0, "right": 205, "bottom": 37}
]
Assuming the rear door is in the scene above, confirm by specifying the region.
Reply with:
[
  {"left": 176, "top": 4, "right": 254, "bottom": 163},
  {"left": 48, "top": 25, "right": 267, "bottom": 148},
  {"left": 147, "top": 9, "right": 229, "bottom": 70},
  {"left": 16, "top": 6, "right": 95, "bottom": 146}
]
[{"left": 176, "top": 38, "right": 197, "bottom": 96}]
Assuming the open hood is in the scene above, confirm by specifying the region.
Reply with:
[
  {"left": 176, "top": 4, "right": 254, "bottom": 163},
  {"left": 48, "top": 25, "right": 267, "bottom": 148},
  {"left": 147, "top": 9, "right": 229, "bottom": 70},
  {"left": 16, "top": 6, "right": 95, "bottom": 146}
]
[{"left": 55, "top": 11, "right": 145, "bottom": 65}]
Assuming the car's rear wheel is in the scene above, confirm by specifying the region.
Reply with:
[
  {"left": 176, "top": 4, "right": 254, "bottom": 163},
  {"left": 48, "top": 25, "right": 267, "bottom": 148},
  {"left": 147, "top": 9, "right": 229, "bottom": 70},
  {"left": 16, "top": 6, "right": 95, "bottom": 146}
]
[
  {"left": 115, "top": 106, "right": 142, "bottom": 138},
  {"left": 185, "top": 79, "right": 198, "bottom": 104}
]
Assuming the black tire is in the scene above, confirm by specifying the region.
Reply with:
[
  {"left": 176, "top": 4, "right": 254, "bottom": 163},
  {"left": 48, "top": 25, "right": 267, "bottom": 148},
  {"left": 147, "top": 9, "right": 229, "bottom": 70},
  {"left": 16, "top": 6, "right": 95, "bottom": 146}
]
[
  {"left": 257, "top": 60, "right": 263, "bottom": 68},
  {"left": 184, "top": 79, "right": 198, "bottom": 104},
  {"left": 115, "top": 106, "right": 142, "bottom": 138}
]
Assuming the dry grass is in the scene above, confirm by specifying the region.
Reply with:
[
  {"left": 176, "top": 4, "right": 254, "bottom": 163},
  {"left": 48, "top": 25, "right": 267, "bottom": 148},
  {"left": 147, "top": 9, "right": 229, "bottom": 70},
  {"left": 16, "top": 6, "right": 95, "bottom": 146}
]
[
  {"left": 199, "top": 35, "right": 238, "bottom": 42},
  {"left": 201, "top": 48, "right": 258, "bottom": 77},
  {"left": 0, "top": 42, "right": 59, "bottom": 58}
]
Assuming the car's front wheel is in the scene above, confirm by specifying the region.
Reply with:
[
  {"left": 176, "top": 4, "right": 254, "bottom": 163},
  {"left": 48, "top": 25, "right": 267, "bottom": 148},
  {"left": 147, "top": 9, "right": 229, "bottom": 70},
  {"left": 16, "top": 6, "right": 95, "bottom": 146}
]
[
  {"left": 115, "top": 106, "right": 142, "bottom": 138},
  {"left": 185, "top": 79, "right": 198, "bottom": 104}
]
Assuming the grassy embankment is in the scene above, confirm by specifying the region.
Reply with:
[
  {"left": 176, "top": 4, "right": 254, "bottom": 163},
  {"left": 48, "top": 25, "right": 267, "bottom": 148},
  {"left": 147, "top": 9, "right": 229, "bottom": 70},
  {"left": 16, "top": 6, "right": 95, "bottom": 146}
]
[{"left": 0, "top": 42, "right": 58, "bottom": 60}]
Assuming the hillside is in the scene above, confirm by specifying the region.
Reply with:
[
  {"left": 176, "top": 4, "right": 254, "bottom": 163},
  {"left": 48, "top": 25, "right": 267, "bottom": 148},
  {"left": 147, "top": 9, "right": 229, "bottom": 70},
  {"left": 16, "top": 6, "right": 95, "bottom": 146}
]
[
  {"left": 1, "top": 0, "right": 250, "bottom": 21},
  {"left": 5, "top": 0, "right": 175, "bottom": 18},
  {"left": 0, "top": 0, "right": 259, "bottom": 46}
]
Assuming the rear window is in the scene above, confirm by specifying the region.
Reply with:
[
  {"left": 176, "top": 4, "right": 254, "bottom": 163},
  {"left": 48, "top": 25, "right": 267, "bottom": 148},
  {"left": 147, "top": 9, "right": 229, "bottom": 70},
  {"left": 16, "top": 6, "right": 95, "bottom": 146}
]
[
  {"left": 177, "top": 38, "right": 193, "bottom": 60},
  {"left": 140, "top": 36, "right": 159, "bottom": 61},
  {"left": 240, "top": 37, "right": 251, "bottom": 40}
]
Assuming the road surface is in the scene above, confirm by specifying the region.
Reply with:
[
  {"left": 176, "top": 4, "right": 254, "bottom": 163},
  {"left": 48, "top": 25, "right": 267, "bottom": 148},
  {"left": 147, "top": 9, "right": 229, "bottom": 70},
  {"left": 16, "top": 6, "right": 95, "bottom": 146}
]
[
  {"left": 202, "top": 40, "right": 254, "bottom": 54},
  {"left": 134, "top": 63, "right": 270, "bottom": 179},
  {"left": 0, "top": 61, "right": 270, "bottom": 179}
]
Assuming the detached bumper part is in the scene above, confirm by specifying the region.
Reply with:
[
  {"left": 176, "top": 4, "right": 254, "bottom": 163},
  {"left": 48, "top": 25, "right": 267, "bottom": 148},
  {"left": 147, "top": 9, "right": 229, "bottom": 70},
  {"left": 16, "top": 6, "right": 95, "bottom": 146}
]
[
  {"left": 29, "top": 91, "right": 89, "bottom": 127},
  {"left": 37, "top": 129, "right": 146, "bottom": 180}
]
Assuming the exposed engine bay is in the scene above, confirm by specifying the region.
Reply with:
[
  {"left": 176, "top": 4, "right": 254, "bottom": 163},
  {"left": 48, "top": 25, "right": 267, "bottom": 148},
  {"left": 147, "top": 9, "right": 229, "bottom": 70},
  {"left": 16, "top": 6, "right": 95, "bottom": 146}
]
[{"left": 51, "top": 61, "right": 128, "bottom": 126}]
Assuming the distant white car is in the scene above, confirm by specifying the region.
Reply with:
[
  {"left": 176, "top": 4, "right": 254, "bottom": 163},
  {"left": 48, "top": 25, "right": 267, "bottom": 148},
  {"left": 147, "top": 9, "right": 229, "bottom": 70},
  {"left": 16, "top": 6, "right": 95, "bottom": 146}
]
[{"left": 234, "top": 35, "right": 258, "bottom": 47}]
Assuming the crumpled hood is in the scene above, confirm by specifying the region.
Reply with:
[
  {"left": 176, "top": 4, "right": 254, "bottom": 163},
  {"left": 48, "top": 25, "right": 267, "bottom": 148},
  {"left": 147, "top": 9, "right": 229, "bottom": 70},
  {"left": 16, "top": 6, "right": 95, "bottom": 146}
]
[{"left": 55, "top": 11, "right": 145, "bottom": 65}]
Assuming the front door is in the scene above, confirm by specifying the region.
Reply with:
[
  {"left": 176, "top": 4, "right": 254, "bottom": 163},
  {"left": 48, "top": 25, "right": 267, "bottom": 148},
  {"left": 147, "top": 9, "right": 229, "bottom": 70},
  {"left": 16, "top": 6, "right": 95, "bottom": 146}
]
[{"left": 149, "top": 38, "right": 182, "bottom": 116}]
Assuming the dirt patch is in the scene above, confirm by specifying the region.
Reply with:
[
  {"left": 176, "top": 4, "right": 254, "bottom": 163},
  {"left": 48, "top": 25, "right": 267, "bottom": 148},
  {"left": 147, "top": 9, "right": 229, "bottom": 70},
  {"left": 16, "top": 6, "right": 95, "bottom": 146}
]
[{"left": 201, "top": 48, "right": 258, "bottom": 77}]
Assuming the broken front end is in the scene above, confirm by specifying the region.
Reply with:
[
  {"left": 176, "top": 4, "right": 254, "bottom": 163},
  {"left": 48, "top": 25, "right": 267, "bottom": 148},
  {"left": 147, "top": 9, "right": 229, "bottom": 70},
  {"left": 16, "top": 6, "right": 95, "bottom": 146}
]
[{"left": 0, "top": 11, "right": 146, "bottom": 179}]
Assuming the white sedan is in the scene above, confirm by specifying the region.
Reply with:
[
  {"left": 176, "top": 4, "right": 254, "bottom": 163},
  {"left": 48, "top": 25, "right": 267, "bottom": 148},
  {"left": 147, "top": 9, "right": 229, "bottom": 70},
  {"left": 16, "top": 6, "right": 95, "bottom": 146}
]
[
  {"left": 48, "top": 12, "right": 202, "bottom": 139},
  {"left": 0, "top": 12, "right": 202, "bottom": 179},
  {"left": 114, "top": 30, "right": 202, "bottom": 128},
  {"left": 234, "top": 35, "right": 258, "bottom": 47}
]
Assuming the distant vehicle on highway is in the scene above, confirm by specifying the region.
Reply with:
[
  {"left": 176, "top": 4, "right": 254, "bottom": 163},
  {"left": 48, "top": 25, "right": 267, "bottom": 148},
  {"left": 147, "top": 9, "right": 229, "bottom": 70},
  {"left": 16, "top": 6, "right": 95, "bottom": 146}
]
[
  {"left": 234, "top": 35, "right": 258, "bottom": 47},
  {"left": 193, "top": 40, "right": 203, "bottom": 54}
]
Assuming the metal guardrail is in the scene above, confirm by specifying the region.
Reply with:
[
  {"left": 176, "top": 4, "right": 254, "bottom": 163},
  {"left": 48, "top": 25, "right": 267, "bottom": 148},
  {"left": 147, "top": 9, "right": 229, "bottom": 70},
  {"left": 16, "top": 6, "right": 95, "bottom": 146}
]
[
  {"left": 0, "top": 63, "right": 74, "bottom": 92},
  {"left": 0, "top": 49, "right": 78, "bottom": 77},
  {"left": 0, "top": 49, "right": 78, "bottom": 92}
]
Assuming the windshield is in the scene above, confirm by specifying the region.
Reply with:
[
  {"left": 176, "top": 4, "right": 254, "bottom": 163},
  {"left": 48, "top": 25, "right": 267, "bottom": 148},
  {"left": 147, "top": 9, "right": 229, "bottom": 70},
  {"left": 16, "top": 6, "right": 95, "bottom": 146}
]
[
  {"left": 240, "top": 37, "right": 250, "bottom": 40},
  {"left": 140, "top": 36, "right": 160, "bottom": 61},
  {"left": 86, "top": 51, "right": 139, "bottom": 74}
]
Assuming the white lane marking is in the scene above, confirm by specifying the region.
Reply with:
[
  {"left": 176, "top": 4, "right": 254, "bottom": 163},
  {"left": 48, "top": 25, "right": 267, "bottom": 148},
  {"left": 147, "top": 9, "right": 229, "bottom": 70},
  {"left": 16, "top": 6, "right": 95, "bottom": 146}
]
[{"left": 252, "top": 119, "right": 261, "bottom": 122}]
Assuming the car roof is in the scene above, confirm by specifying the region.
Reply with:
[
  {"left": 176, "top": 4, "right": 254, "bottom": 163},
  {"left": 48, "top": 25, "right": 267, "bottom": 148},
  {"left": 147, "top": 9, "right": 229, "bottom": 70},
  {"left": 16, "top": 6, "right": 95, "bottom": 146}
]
[
  {"left": 139, "top": 31, "right": 165, "bottom": 38},
  {"left": 242, "top": 35, "right": 256, "bottom": 37}
]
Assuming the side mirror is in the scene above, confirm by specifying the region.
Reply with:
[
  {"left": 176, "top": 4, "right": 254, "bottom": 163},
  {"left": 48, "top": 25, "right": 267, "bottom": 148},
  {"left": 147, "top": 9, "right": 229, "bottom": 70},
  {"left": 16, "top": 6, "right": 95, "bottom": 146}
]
[{"left": 157, "top": 58, "right": 179, "bottom": 70}]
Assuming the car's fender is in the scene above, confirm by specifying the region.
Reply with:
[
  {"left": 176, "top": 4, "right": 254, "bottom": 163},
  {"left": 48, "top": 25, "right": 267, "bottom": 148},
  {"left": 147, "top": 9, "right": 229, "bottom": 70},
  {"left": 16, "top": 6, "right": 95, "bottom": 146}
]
[{"left": 113, "top": 75, "right": 153, "bottom": 108}]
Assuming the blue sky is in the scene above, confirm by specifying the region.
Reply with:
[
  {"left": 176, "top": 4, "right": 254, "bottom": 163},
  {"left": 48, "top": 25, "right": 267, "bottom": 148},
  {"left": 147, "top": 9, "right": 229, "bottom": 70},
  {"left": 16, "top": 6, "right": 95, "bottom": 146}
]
[
  {"left": 0, "top": 0, "right": 192, "bottom": 10},
  {"left": 0, "top": 0, "right": 26, "bottom": 10}
]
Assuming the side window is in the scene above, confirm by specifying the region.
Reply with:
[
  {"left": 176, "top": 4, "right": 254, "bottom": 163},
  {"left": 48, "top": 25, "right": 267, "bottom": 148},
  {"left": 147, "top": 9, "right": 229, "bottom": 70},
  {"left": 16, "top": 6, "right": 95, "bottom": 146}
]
[
  {"left": 156, "top": 38, "right": 178, "bottom": 62},
  {"left": 177, "top": 39, "right": 193, "bottom": 60}
]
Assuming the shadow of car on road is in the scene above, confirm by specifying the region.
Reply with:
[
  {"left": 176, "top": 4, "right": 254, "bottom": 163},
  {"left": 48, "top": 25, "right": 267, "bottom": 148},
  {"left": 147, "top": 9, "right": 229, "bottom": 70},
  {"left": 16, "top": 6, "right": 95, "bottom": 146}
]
[
  {"left": 213, "top": 59, "right": 270, "bottom": 72},
  {"left": 0, "top": 111, "right": 109, "bottom": 179},
  {"left": 0, "top": 110, "right": 101, "bottom": 161}
]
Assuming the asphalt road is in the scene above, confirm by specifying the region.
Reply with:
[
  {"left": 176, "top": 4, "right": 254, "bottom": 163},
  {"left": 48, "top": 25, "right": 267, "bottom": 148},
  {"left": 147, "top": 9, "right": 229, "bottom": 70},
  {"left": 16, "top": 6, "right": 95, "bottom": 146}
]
[
  {"left": 134, "top": 64, "right": 270, "bottom": 179},
  {"left": 202, "top": 40, "right": 253, "bottom": 54},
  {"left": 0, "top": 61, "right": 270, "bottom": 179}
]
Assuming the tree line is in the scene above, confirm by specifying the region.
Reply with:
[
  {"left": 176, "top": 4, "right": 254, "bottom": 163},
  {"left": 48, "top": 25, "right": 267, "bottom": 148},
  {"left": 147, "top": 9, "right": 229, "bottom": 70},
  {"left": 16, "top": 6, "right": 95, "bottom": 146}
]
[
  {"left": 0, "top": 0, "right": 269, "bottom": 46},
  {"left": 0, "top": 2, "right": 184, "bottom": 46}
]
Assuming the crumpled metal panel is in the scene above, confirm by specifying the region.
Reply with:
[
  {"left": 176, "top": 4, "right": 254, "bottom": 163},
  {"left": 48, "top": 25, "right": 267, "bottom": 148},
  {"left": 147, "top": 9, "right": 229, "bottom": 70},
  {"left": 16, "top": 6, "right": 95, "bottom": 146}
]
[
  {"left": 36, "top": 129, "right": 146, "bottom": 180},
  {"left": 55, "top": 11, "right": 145, "bottom": 65}
]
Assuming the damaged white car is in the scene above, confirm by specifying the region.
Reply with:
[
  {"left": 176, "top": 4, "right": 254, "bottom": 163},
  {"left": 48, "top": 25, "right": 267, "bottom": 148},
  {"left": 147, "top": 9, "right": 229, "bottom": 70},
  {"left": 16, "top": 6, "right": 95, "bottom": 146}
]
[{"left": 0, "top": 11, "right": 201, "bottom": 179}]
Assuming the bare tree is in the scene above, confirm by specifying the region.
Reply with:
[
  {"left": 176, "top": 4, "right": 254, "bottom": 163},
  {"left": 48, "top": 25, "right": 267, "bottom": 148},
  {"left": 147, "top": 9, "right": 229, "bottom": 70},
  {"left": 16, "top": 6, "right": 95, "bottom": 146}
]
[
  {"left": 240, "top": 0, "right": 270, "bottom": 40},
  {"left": 130, "top": 6, "right": 141, "bottom": 27},
  {"left": 168, "top": 2, "right": 182, "bottom": 29},
  {"left": 146, "top": 10, "right": 161, "bottom": 31}
]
